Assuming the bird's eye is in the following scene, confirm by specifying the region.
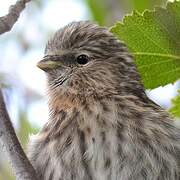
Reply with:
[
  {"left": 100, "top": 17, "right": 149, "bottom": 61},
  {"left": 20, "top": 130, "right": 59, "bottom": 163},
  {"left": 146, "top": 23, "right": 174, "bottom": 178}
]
[{"left": 76, "top": 54, "right": 89, "bottom": 65}]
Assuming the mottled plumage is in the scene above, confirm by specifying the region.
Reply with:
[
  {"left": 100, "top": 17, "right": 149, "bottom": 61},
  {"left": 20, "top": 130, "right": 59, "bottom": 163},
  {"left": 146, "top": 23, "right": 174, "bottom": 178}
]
[{"left": 28, "top": 21, "right": 180, "bottom": 180}]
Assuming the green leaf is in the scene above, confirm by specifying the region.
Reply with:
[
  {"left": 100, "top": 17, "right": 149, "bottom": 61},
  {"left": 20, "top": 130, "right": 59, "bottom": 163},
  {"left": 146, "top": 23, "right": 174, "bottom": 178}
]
[
  {"left": 169, "top": 90, "right": 180, "bottom": 118},
  {"left": 111, "top": 1, "right": 180, "bottom": 89}
]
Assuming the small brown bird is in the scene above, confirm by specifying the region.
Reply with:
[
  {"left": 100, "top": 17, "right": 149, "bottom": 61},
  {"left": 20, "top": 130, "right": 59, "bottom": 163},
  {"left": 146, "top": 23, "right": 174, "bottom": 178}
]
[{"left": 28, "top": 21, "right": 180, "bottom": 180}]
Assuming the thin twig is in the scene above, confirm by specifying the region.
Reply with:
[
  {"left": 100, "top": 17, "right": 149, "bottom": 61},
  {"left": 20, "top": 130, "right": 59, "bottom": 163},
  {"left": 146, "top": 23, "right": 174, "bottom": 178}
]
[
  {"left": 0, "top": 0, "right": 31, "bottom": 34},
  {"left": 0, "top": 91, "right": 38, "bottom": 180}
]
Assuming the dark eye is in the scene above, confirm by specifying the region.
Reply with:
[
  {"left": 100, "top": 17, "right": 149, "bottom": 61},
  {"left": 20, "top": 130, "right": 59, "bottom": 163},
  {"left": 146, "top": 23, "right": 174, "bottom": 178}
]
[{"left": 76, "top": 54, "right": 89, "bottom": 65}]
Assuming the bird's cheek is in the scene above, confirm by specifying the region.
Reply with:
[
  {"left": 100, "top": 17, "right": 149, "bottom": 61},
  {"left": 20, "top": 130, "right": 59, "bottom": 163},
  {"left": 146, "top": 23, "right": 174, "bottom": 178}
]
[{"left": 66, "top": 77, "right": 79, "bottom": 91}]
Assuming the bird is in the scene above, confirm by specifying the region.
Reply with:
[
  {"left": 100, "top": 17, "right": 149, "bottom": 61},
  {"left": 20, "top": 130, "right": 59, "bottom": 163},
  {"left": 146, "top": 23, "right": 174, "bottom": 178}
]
[{"left": 28, "top": 21, "right": 180, "bottom": 180}]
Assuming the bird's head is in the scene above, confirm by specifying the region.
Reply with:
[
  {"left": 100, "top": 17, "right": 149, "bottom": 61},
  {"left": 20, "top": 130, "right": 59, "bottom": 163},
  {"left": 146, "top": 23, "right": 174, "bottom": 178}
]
[{"left": 37, "top": 21, "right": 145, "bottom": 108}]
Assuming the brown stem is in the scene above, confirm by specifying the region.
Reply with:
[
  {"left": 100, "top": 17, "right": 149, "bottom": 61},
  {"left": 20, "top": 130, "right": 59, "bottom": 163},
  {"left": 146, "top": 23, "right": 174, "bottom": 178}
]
[
  {"left": 0, "top": 90, "right": 38, "bottom": 180},
  {"left": 0, "top": 0, "right": 31, "bottom": 34}
]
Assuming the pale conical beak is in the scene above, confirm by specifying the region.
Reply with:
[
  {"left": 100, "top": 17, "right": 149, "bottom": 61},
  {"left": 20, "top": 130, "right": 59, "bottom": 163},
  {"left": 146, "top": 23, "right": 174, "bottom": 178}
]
[{"left": 37, "top": 58, "right": 63, "bottom": 71}]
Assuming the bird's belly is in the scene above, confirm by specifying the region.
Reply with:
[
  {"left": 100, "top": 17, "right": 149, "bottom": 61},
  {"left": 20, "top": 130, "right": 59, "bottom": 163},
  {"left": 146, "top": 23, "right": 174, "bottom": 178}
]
[{"left": 83, "top": 130, "right": 120, "bottom": 180}]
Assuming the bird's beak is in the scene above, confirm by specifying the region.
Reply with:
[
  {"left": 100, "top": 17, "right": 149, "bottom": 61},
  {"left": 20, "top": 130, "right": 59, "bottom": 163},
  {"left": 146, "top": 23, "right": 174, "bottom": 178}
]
[{"left": 37, "top": 58, "right": 63, "bottom": 71}]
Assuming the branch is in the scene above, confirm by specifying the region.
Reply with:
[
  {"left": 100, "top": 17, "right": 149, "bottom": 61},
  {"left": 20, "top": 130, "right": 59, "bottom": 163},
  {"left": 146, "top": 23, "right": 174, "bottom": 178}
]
[
  {"left": 0, "top": 0, "right": 31, "bottom": 34},
  {"left": 0, "top": 91, "right": 38, "bottom": 180},
  {"left": 0, "top": 0, "right": 38, "bottom": 179}
]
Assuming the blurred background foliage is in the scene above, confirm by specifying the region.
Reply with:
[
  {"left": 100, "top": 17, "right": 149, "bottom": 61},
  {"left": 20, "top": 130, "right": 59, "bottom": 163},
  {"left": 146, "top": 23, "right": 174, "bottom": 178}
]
[
  {"left": 0, "top": 0, "right": 179, "bottom": 179},
  {"left": 86, "top": 0, "right": 167, "bottom": 25}
]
